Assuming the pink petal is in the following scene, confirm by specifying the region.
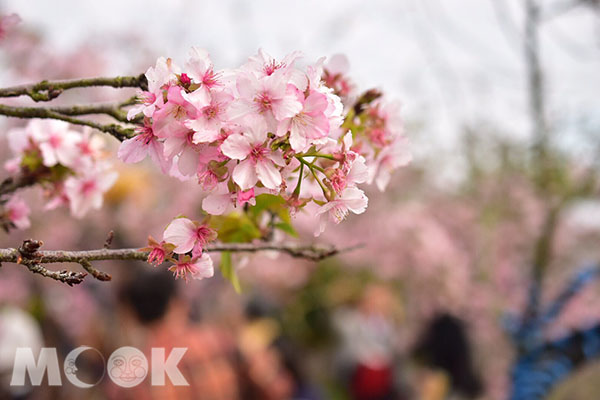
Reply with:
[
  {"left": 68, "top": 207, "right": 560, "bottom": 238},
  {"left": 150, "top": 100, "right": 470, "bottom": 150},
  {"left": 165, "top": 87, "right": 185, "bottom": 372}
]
[
  {"left": 221, "top": 134, "right": 251, "bottom": 160},
  {"left": 147, "top": 140, "right": 171, "bottom": 174},
  {"left": 303, "top": 91, "right": 329, "bottom": 115},
  {"left": 177, "top": 147, "right": 199, "bottom": 177},
  {"left": 232, "top": 159, "right": 258, "bottom": 190},
  {"left": 117, "top": 137, "right": 147, "bottom": 164},
  {"left": 191, "top": 253, "right": 214, "bottom": 280},
  {"left": 272, "top": 94, "right": 302, "bottom": 121},
  {"left": 202, "top": 192, "right": 232, "bottom": 215},
  {"left": 255, "top": 159, "right": 281, "bottom": 189},
  {"left": 164, "top": 218, "right": 197, "bottom": 254},
  {"left": 190, "top": 125, "right": 220, "bottom": 143}
]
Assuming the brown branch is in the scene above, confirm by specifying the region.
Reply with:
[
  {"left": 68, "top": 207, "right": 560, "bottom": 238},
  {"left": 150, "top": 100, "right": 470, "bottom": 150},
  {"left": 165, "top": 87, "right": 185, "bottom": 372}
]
[
  {"left": 0, "top": 104, "right": 135, "bottom": 141},
  {"left": 46, "top": 103, "right": 130, "bottom": 123},
  {"left": 0, "top": 75, "right": 147, "bottom": 102},
  {"left": 0, "top": 174, "right": 37, "bottom": 198},
  {"left": 0, "top": 240, "right": 359, "bottom": 286}
]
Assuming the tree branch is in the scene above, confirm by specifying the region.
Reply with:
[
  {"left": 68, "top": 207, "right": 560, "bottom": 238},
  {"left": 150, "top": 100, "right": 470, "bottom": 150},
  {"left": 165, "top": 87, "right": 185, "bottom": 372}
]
[
  {"left": 46, "top": 103, "right": 130, "bottom": 123},
  {"left": 0, "top": 75, "right": 147, "bottom": 102},
  {"left": 0, "top": 104, "right": 134, "bottom": 141},
  {"left": 0, "top": 240, "right": 358, "bottom": 286},
  {"left": 0, "top": 174, "right": 37, "bottom": 198}
]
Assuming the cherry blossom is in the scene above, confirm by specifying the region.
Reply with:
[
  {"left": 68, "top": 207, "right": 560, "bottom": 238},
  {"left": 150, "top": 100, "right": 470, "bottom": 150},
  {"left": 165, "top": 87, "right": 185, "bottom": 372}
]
[
  {"left": 5, "top": 119, "right": 118, "bottom": 220},
  {"left": 127, "top": 57, "right": 177, "bottom": 120},
  {"left": 221, "top": 117, "right": 285, "bottom": 190},
  {"left": 163, "top": 217, "right": 217, "bottom": 258},
  {"left": 30, "top": 120, "right": 81, "bottom": 167},
  {"left": 139, "top": 236, "right": 174, "bottom": 266},
  {"left": 118, "top": 47, "right": 411, "bottom": 243},
  {"left": 228, "top": 70, "right": 302, "bottom": 128},
  {"left": 276, "top": 89, "right": 331, "bottom": 152},
  {"left": 64, "top": 167, "right": 119, "bottom": 218},
  {"left": 314, "top": 186, "right": 368, "bottom": 236},
  {"left": 117, "top": 120, "right": 170, "bottom": 173},
  {"left": 3, "top": 196, "right": 31, "bottom": 230},
  {"left": 168, "top": 254, "right": 214, "bottom": 282},
  {"left": 185, "top": 47, "right": 222, "bottom": 95}
]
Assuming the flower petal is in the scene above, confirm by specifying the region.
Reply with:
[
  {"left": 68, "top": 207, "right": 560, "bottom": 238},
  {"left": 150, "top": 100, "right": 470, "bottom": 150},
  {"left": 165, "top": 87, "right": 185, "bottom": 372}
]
[
  {"left": 221, "top": 134, "right": 252, "bottom": 160},
  {"left": 232, "top": 159, "right": 258, "bottom": 190},
  {"left": 164, "top": 218, "right": 197, "bottom": 254},
  {"left": 256, "top": 159, "right": 282, "bottom": 189}
]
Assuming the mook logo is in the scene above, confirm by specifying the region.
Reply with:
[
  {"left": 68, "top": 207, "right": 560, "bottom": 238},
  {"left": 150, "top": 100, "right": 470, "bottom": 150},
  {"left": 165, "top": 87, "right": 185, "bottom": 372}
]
[{"left": 10, "top": 346, "right": 188, "bottom": 388}]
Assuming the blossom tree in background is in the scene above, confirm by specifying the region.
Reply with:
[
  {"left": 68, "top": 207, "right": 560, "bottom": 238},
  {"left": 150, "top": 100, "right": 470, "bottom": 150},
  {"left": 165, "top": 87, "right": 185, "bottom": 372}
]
[{"left": 0, "top": 14, "right": 411, "bottom": 286}]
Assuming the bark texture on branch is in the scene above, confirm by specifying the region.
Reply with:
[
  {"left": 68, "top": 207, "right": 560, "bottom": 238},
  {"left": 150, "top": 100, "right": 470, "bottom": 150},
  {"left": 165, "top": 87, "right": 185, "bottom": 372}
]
[
  {"left": 0, "top": 75, "right": 147, "bottom": 102},
  {"left": 0, "top": 239, "right": 355, "bottom": 286},
  {"left": 0, "top": 104, "right": 134, "bottom": 141}
]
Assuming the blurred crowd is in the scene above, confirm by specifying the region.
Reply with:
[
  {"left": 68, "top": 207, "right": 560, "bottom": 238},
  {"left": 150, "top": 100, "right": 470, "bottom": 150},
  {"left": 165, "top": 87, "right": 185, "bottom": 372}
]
[{"left": 0, "top": 267, "right": 484, "bottom": 400}]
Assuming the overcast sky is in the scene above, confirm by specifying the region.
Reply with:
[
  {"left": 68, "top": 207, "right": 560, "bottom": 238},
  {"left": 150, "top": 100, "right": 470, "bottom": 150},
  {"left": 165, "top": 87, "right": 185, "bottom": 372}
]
[{"left": 2, "top": 0, "right": 599, "bottom": 157}]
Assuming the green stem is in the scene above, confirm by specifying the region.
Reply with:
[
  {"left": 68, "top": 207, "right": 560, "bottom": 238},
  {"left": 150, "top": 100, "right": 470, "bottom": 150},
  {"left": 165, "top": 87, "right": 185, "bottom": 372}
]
[
  {"left": 293, "top": 162, "right": 305, "bottom": 196},
  {"left": 299, "top": 153, "right": 337, "bottom": 161},
  {"left": 297, "top": 158, "right": 330, "bottom": 199}
]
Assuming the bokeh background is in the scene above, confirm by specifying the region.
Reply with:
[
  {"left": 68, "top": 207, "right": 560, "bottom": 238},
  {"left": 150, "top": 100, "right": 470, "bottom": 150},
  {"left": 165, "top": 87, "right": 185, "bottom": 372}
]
[{"left": 1, "top": 1, "right": 600, "bottom": 399}]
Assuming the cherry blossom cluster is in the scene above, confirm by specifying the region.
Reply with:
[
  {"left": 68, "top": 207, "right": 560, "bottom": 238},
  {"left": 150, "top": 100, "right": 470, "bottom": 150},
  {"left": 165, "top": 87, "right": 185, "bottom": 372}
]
[
  {"left": 4, "top": 120, "right": 118, "bottom": 222},
  {"left": 122, "top": 47, "right": 411, "bottom": 245},
  {"left": 141, "top": 217, "right": 217, "bottom": 281}
]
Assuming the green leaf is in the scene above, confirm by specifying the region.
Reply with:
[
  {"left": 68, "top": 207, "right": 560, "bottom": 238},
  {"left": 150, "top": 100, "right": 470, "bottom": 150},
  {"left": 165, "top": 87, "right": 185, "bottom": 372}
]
[
  {"left": 220, "top": 251, "right": 242, "bottom": 293},
  {"left": 248, "top": 194, "right": 286, "bottom": 218},
  {"left": 21, "top": 151, "right": 43, "bottom": 173},
  {"left": 275, "top": 221, "right": 298, "bottom": 237},
  {"left": 208, "top": 213, "right": 262, "bottom": 243}
]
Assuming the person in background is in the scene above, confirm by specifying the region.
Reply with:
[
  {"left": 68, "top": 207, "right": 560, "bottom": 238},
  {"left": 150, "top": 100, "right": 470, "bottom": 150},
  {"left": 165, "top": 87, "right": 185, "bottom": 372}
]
[
  {"left": 237, "top": 296, "right": 322, "bottom": 400},
  {"left": 105, "top": 268, "right": 240, "bottom": 400},
  {"left": 333, "top": 284, "right": 407, "bottom": 400},
  {"left": 411, "top": 313, "right": 483, "bottom": 400}
]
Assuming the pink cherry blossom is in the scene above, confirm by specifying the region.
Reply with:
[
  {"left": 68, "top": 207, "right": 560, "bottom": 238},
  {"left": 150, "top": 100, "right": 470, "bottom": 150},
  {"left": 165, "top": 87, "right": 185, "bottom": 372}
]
[
  {"left": 221, "top": 118, "right": 285, "bottom": 190},
  {"left": 228, "top": 70, "right": 302, "bottom": 128},
  {"left": 117, "top": 120, "right": 170, "bottom": 173},
  {"left": 64, "top": 167, "right": 118, "bottom": 218},
  {"left": 201, "top": 183, "right": 263, "bottom": 215},
  {"left": 117, "top": 48, "right": 411, "bottom": 240},
  {"left": 185, "top": 90, "right": 233, "bottom": 143},
  {"left": 29, "top": 120, "right": 81, "bottom": 167},
  {"left": 323, "top": 54, "right": 354, "bottom": 100},
  {"left": 276, "top": 89, "right": 331, "bottom": 152},
  {"left": 140, "top": 236, "right": 174, "bottom": 266},
  {"left": 201, "top": 183, "right": 235, "bottom": 215},
  {"left": 76, "top": 128, "right": 105, "bottom": 161},
  {"left": 3, "top": 196, "right": 30, "bottom": 230},
  {"left": 244, "top": 49, "right": 307, "bottom": 89},
  {"left": 127, "top": 57, "right": 177, "bottom": 120},
  {"left": 314, "top": 186, "right": 368, "bottom": 236},
  {"left": 369, "top": 135, "right": 412, "bottom": 191},
  {"left": 163, "top": 217, "right": 217, "bottom": 258},
  {"left": 168, "top": 254, "right": 214, "bottom": 282},
  {"left": 152, "top": 86, "right": 196, "bottom": 138},
  {"left": 185, "top": 47, "right": 222, "bottom": 95}
]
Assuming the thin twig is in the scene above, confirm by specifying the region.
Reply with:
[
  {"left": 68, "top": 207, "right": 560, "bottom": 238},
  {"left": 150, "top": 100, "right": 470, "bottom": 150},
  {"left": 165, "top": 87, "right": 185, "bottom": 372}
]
[
  {"left": 0, "top": 75, "right": 147, "bottom": 102},
  {"left": 0, "top": 240, "right": 360, "bottom": 286},
  {"left": 0, "top": 104, "right": 135, "bottom": 141},
  {"left": 0, "top": 174, "right": 37, "bottom": 198},
  {"left": 46, "top": 103, "right": 130, "bottom": 123}
]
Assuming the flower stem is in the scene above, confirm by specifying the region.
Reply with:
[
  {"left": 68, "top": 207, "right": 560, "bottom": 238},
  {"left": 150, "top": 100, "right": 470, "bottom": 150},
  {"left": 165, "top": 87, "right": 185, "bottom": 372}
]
[
  {"left": 293, "top": 162, "right": 304, "bottom": 196},
  {"left": 299, "top": 153, "right": 337, "bottom": 161}
]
